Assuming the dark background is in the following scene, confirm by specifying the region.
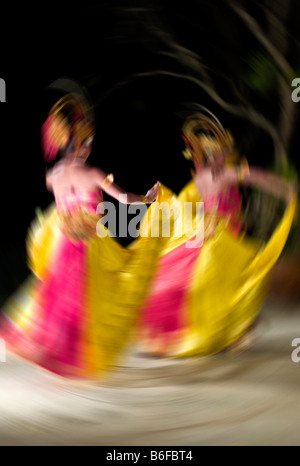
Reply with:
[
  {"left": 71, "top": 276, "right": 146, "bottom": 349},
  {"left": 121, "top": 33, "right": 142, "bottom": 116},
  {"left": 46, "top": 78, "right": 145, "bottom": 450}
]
[{"left": 0, "top": 0, "right": 299, "bottom": 302}]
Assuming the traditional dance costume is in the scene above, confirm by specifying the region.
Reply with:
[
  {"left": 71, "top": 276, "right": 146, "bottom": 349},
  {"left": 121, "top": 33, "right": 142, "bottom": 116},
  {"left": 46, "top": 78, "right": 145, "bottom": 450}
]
[
  {"left": 0, "top": 179, "right": 296, "bottom": 377},
  {"left": 0, "top": 95, "right": 296, "bottom": 378},
  {"left": 138, "top": 179, "right": 297, "bottom": 357},
  {"left": 0, "top": 184, "right": 179, "bottom": 378}
]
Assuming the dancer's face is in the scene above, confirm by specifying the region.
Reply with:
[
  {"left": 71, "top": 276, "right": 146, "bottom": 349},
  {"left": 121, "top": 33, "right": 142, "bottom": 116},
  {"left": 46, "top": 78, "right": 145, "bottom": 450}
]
[
  {"left": 77, "top": 137, "right": 93, "bottom": 161},
  {"left": 193, "top": 136, "right": 228, "bottom": 174},
  {"left": 65, "top": 136, "right": 93, "bottom": 163}
]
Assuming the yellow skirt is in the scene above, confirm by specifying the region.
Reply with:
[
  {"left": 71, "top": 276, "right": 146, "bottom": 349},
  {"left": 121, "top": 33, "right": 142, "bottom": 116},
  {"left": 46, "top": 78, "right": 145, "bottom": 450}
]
[{"left": 0, "top": 181, "right": 297, "bottom": 378}]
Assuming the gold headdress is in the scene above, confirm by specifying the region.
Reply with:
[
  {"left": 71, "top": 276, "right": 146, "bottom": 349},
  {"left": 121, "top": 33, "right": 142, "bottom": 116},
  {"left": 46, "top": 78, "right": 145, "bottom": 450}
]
[
  {"left": 182, "top": 109, "right": 234, "bottom": 166},
  {"left": 42, "top": 92, "right": 95, "bottom": 162}
]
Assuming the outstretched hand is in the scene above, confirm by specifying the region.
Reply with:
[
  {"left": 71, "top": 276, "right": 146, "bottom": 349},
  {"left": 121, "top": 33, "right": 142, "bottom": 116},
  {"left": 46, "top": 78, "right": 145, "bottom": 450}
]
[{"left": 144, "top": 182, "right": 160, "bottom": 203}]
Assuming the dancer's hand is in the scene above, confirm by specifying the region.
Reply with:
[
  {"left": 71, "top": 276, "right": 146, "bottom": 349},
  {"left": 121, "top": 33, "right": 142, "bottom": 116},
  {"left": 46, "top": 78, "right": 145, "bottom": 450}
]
[{"left": 144, "top": 182, "right": 160, "bottom": 203}]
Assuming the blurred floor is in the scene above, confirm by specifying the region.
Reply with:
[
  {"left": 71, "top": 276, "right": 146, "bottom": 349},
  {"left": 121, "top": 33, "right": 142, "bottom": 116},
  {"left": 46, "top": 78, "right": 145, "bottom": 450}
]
[{"left": 0, "top": 297, "right": 300, "bottom": 446}]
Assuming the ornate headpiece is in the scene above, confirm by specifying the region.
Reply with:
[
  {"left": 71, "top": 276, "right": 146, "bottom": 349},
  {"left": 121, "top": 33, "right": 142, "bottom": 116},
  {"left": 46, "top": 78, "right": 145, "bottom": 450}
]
[
  {"left": 182, "top": 107, "right": 234, "bottom": 166},
  {"left": 41, "top": 91, "right": 95, "bottom": 162}
]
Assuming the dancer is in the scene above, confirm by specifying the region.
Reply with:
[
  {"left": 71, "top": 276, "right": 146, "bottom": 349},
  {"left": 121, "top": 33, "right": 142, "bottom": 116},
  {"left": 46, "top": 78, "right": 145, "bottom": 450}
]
[
  {"left": 1, "top": 96, "right": 296, "bottom": 377},
  {"left": 0, "top": 89, "right": 163, "bottom": 378},
  {"left": 138, "top": 109, "right": 297, "bottom": 357}
]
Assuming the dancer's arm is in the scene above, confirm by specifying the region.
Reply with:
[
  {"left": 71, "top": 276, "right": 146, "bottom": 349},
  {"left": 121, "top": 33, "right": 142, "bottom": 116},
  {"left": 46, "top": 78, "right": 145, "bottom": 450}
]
[
  {"left": 45, "top": 167, "right": 53, "bottom": 190},
  {"left": 91, "top": 168, "right": 160, "bottom": 205},
  {"left": 226, "top": 166, "right": 297, "bottom": 203}
]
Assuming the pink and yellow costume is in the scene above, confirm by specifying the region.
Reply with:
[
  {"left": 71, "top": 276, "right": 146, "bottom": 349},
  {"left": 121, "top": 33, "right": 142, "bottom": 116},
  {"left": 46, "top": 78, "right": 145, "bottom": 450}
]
[
  {"left": 136, "top": 111, "right": 297, "bottom": 357},
  {"left": 0, "top": 179, "right": 296, "bottom": 377},
  {"left": 0, "top": 95, "right": 296, "bottom": 378},
  {"left": 0, "top": 184, "right": 176, "bottom": 378},
  {"left": 138, "top": 184, "right": 242, "bottom": 353},
  {"left": 138, "top": 179, "right": 297, "bottom": 357}
]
